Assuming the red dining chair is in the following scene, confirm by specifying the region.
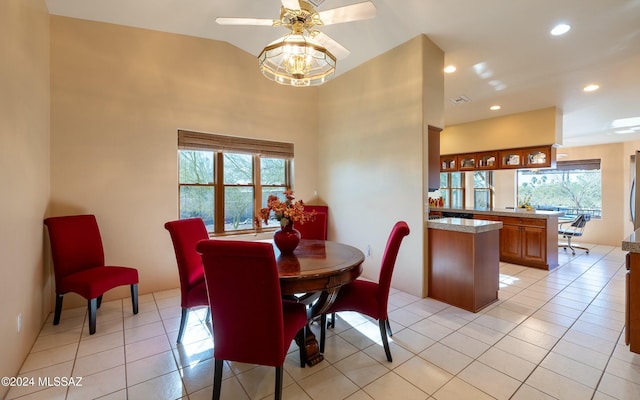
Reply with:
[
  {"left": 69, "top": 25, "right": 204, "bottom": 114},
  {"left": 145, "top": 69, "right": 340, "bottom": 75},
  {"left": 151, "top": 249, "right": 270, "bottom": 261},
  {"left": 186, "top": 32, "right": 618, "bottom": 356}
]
[
  {"left": 320, "top": 221, "right": 410, "bottom": 362},
  {"left": 43, "top": 214, "right": 139, "bottom": 335},
  {"left": 196, "top": 240, "right": 308, "bottom": 400},
  {"left": 296, "top": 205, "right": 328, "bottom": 240},
  {"left": 164, "top": 218, "right": 211, "bottom": 344}
]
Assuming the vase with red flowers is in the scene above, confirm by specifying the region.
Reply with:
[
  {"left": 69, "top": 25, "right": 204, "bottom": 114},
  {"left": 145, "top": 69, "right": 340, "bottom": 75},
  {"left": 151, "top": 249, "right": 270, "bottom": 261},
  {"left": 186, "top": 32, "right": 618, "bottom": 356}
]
[{"left": 258, "top": 190, "right": 316, "bottom": 254}]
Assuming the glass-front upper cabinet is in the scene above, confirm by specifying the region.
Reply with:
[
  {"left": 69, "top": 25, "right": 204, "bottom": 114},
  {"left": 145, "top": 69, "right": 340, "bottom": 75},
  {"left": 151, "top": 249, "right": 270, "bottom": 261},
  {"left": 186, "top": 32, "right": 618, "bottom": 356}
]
[
  {"left": 499, "top": 149, "right": 524, "bottom": 168},
  {"left": 458, "top": 154, "right": 476, "bottom": 170},
  {"left": 477, "top": 151, "right": 498, "bottom": 169},
  {"left": 524, "top": 147, "right": 555, "bottom": 168},
  {"left": 440, "top": 155, "right": 458, "bottom": 171}
]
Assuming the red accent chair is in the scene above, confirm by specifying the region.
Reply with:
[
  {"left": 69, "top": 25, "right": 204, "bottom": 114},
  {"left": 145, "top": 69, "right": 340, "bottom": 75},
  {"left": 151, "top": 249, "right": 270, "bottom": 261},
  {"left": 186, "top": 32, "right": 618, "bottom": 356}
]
[
  {"left": 164, "top": 218, "right": 211, "bottom": 343},
  {"left": 44, "top": 214, "right": 139, "bottom": 335},
  {"left": 296, "top": 205, "right": 328, "bottom": 240},
  {"left": 196, "top": 240, "right": 308, "bottom": 400},
  {"left": 320, "top": 221, "right": 410, "bottom": 362}
]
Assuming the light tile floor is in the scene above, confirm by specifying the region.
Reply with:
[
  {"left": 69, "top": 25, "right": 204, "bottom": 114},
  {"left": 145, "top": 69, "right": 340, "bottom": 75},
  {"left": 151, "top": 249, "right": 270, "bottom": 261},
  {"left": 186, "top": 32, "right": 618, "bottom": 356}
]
[{"left": 7, "top": 244, "right": 640, "bottom": 399}]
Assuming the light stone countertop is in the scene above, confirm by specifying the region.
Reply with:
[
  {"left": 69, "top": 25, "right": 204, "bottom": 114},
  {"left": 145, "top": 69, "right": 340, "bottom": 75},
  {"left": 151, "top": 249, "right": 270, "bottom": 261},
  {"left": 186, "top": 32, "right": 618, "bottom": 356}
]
[
  {"left": 427, "top": 217, "right": 503, "bottom": 234},
  {"left": 430, "top": 207, "right": 564, "bottom": 219},
  {"left": 622, "top": 229, "right": 640, "bottom": 253}
]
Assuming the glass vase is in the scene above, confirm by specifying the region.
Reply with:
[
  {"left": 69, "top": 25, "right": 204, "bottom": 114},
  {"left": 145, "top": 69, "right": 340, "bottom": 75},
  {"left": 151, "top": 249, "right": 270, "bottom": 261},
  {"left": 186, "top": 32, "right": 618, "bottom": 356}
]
[{"left": 273, "top": 223, "right": 301, "bottom": 255}]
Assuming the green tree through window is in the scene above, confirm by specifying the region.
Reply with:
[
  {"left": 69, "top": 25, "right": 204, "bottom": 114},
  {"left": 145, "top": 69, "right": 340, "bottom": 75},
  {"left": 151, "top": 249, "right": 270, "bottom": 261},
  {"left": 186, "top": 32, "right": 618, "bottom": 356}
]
[{"left": 517, "top": 160, "right": 602, "bottom": 218}]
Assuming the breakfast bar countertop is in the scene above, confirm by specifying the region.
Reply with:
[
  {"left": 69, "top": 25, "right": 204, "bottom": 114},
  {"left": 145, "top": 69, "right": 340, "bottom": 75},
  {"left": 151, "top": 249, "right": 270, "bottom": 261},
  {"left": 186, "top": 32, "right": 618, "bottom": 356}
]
[
  {"left": 622, "top": 229, "right": 640, "bottom": 253},
  {"left": 430, "top": 207, "right": 564, "bottom": 219},
  {"left": 427, "top": 217, "right": 503, "bottom": 234}
]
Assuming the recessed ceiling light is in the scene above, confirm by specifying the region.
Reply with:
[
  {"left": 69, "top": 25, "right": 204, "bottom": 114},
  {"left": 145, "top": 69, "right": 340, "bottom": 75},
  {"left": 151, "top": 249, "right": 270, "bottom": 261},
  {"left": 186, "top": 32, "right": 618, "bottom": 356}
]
[
  {"left": 490, "top": 105, "right": 501, "bottom": 111},
  {"left": 550, "top": 23, "right": 571, "bottom": 36},
  {"left": 583, "top": 84, "right": 600, "bottom": 92},
  {"left": 444, "top": 65, "right": 457, "bottom": 73}
]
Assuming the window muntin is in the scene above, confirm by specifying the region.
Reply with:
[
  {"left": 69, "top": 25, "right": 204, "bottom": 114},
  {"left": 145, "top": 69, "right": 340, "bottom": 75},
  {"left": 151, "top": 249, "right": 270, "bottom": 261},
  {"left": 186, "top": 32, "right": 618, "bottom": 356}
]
[
  {"left": 179, "top": 151, "right": 215, "bottom": 231},
  {"left": 223, "top": 153, "right": 254, "bottom": 232},
  {"left": 261, "top": 157, "right": 288, "bottom": 225},
  {"left": 473, "top": 170, "right": 493, "bottom": 209},
  {"left": 440, "top": 171, "right": 464, "bottom": 208}
]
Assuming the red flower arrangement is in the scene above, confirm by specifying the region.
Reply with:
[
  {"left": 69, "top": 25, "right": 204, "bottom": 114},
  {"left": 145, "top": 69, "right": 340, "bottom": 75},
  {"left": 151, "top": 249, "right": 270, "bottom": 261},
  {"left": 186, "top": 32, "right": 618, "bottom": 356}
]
[{"left": 258, "top": 189, "right": 316, "bottom": 228}]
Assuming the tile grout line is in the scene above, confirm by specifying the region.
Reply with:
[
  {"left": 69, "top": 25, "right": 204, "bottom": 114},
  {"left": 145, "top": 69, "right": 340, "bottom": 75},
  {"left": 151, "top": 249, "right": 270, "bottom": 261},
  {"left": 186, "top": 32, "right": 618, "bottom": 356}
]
[
  {"left": 501, "top": 253, "right": 627, "bottom": 399},
  {"left": 391, "top": 249, "right": 625, "bottom": 400}
]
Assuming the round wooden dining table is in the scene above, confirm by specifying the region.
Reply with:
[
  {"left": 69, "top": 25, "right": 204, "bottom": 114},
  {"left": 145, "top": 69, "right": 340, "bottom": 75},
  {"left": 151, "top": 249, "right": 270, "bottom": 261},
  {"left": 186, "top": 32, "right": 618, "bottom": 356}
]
[{"left": 273, "top": 239, "right": 365, "bottom": 366}]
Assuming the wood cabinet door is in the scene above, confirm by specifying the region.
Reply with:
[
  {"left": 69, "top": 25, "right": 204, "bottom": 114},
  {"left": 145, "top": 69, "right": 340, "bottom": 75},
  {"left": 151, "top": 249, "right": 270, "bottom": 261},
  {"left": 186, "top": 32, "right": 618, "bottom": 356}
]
[
  {"left": 458, "top": 153, "right": 477, "bottom": 170},
  {"left": 630, "top": 253, "right": 640, "bottom": 353},
  {"left": 440, "top": 155, "right": 458, "bottom": 171},
  {"left": 523, "top": 146, "right": 556, "bottom": 168},
  {"left": 521, "top": 226, "right": 546, "bottom": 263},
  {"left": 428, "top": 126, "right": 442, "bottom": 190},
  {"left": 477, "top": 152, "right": 498, "bottom": 169},
  {"left": 498, "top": 150, "right": 524, "bottom": 169},
  {"left": 500, "top": 225, "right": 522, "bottom": 259}
]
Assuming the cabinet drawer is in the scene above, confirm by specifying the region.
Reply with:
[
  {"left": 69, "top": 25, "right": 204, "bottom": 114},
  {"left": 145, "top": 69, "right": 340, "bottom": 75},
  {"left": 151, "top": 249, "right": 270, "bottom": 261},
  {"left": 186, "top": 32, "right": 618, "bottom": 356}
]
[
  {"left": 501, "top": 216, "right": 546, "bottom": 227},
  {"left": 474, "top": 215, "right": 501, "bottom": 222}
]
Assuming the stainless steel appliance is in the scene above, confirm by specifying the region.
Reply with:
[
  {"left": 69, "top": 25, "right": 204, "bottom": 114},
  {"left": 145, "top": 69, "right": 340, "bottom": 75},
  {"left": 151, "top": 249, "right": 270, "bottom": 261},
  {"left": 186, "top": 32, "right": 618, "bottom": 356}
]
[
  {"left": 627, "top": 151, "right": 640, "bottom": 352},
  {"left": 631, "top": 151, "right": 640, "bottom": 230}
]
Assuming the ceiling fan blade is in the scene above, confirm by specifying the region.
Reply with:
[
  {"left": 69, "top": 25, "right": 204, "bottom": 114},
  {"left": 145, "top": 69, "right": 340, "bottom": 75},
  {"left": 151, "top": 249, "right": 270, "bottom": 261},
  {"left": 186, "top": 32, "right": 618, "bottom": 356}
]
[
  {"left": 318, "top": 1, "right": 376, "bottom": 25},
  {"left": 281, "top": 0, "right": 301, "bottom": 11},
  {"left": 314, "top": 32, "right": 350, "bottom": 60},
  {"left": 215, "top": 17, "right": 274, "bottom": 26}
]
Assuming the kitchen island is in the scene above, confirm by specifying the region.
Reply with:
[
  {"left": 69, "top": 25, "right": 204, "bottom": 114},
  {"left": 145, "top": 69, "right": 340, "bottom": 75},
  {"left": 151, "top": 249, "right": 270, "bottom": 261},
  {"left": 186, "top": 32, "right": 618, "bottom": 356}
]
[
  {"left": 430, "top": 207, "right": 563, "bottom": 270},
  {"left": 427, "top": 217, "right": 503, "bottom": 312}
]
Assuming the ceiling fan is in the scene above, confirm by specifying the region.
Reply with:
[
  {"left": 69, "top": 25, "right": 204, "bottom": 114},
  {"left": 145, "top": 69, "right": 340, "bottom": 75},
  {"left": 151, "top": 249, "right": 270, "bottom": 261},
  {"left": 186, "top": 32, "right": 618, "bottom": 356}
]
[{"left": 216, "top": 0, "right": 377, "bottom": 86}]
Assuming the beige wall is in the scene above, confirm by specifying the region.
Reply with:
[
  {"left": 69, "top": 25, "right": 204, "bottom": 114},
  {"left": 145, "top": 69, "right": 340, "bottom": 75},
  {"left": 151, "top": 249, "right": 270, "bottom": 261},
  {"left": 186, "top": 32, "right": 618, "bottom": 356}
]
[
  {"left": 441, "top": 107, "right": 561, "bottom": 154},
  {"left": 0, "top": 0, "right": 50, "bottom": 394},
  {"left": 318, "top": 35, "right": 444, "bottom": 297},
  {"left": 49, "top": 17, "right": 319, "bottom": 302}
]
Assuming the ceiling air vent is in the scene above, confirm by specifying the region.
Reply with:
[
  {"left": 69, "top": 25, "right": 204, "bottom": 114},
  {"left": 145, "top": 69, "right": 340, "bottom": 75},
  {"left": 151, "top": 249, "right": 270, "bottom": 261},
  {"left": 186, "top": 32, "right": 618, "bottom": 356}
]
[
  {"left": 309, "top": 0, "right": 325, "bottom": 7},
  {"left": 448, "top": 95, "right": 472, "bottom": 105}
]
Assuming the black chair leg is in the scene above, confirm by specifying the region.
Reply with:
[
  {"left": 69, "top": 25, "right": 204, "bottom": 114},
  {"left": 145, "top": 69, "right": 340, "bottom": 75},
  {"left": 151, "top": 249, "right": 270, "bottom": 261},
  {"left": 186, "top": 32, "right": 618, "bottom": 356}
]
[
  {"left": 320, "top": 314, "right": 327, "bottom": 353},
  {"left": 274, "top": 365, "right": 283, "bottom": 400},
  {"left": 329, "top": 312, "right": 335, "bottom": 328},
  {"left": 53, "top": 294, "right": 63, "bottom": 325},
  {"left": 386, "top": 319, "right": 393, "bottom": 336},
  {"left": 88, "top": 298, "right": 98, "bottom": 335},
  {"left": 131, "top": 284, "right": 139, "bottom": 314},
  {"left": 212, "top": 358, "right": 223, "bottom": 400},
  {"left": 295, "top": 326, "right": 307, "bottom": 368},
  {"left": 97, "top": 295, "right": 103, "bottom": 309},
  {"left": 378, "top": 319, "right": 392, "bottom": 362},
  {"left": 177, "top": 308, "right": 189, "bottom": 344}
]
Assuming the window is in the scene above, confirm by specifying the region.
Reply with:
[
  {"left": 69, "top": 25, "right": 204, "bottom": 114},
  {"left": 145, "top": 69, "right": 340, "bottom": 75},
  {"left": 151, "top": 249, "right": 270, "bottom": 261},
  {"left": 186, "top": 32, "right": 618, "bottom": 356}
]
[
  {"left": 517, "top": 159, "right": 602, "bottom": 218},
  {"left": 440, "top": 172, "right": 464, "bottom": 208},
  {"left": 178, "top": 130, "right": 293, "bottom": 234},
  {"left": 473, "top": 171, "right": 493, "bottom": 209}
]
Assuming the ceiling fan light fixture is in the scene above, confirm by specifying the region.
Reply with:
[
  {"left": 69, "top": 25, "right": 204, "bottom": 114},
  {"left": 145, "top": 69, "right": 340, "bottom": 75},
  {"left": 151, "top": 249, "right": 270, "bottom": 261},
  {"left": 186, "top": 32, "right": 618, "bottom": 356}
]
[{"left": 258, "top": 33, "right": 336, "bottom": 87}]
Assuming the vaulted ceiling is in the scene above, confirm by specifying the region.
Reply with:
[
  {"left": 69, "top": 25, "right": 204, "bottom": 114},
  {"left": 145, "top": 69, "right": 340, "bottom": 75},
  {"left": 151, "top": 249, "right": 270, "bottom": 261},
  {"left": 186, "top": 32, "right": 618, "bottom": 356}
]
[{"left": 45, "top": 0, "right": 640, "bottom": 147}]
